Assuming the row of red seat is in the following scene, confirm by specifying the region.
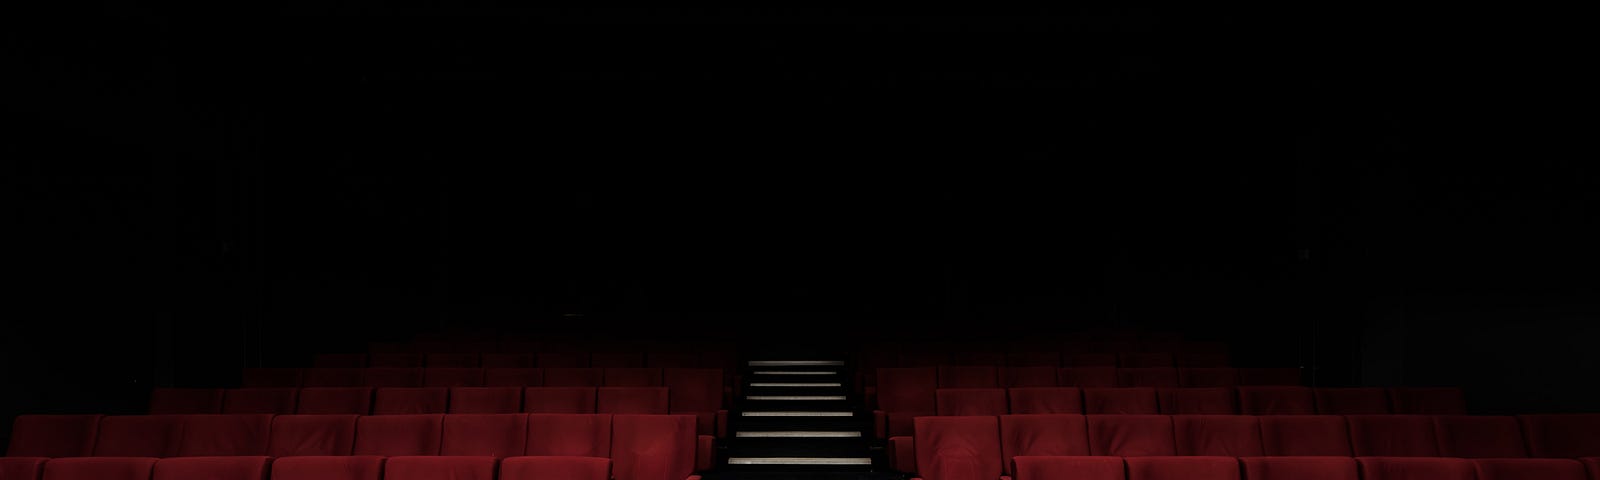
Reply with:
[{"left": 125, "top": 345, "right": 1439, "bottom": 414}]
[
  {"left": 242, "top": 367, "right": 725, "bottom": 389},
  {"left": 4, "top": 414, "right": 707, "bottom": 480},
  {"left": 315, "top": 352, "right": 734, "bottom": 369},
  {"left": 872, "top": 367, "right": 1302, "bottom": 391},
  {"left": 862, "top": 351, "right": 1234, "bottom": 369},
  {"left": 1005, "top": 456, "right": 1600, "bottom": 480},
  {"left": 914, "top": 386, "right": 1464, "bottom": 416},
  {"left": 0, "top": 456, "right": 627, "bottom": 480},
  {"left": 886, "top": 414, "right": 1600, "bottom": 476}
]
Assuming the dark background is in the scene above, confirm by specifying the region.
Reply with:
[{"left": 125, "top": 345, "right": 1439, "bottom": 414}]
[{"left": 2, "top": 6, "right": 1594, "bottom": 445}]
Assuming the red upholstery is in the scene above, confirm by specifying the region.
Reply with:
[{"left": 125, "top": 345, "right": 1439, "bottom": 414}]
[
  {"left": 597, "top": 387, "right": 670, "bottom": 414},
  {"left": 1236, "top": 368, "right": 1302, "bottom": 386},
  {"left": 1157, "top": 388, "right": 1236, "bottom": 414},
  {"left": 153, "top": 456, "right": 269, "bottom": 480},
  {"left": 1173, "top": 415, "right": 1263, "bottom": 456},
  {"left": 41, "top": 457, "right": 157, "bottom": 480},
  {"left": 1065, "top": 354, "right": 1118, "bottom": 367},
  {"left": 1118, "top": 369, "right": 1179, "bottom": 388},
  {"left": 7, "top": 415, "right": 101, "bottom": 457},
  {"left": 1011, "top": 456, "right": 1122, "bottom": 480},
  {"left": 878, "top": 368, "right": 938, "bottom": 437},
  {"left": 1178, "top": 353, "right": 1232, "bottom": 368},
  {"left": 1119, "top": 353, "right": 1174, "bottom": 368},
  {"left": 536, "top": 353, "right": 588, "bottom": 368},
  {"left": 544, "top": 369, "right": 603, "bottom": 387},
  {"left": 913, "top": 416, "right": 1004, "bottom": 480},
  {"left": 268, "top": 415, "right": 358, "bottom": 457},
  {"left": 383, "top": 456, "right": 495, "bottom": 480},
  {"left": 302, "top": 369, "right": 363, "bottom": 388},
  {"left": 1178, "top": 368, "right": 1238, "bottom": 387},
  {"left": 0, "top": 458, "right": 46, "bottom": 480},
  {"left": 664, "top": 369, "right": 725, "bottom": 436},
  {"left": 485, "top": 369, "right": 544, "bottom": 387},
  {"left": 1580, "top": 458, "right": 1600, "bottom": 480},
  {"left": 1005, "top": 388, "right": 1081, "bottom": 414},
  {"left": 148, "top": 389, "right": 224, "bottom": 414},
  {"left": 1389, "top": 388, "right": 1467, "bottom": 414},
  {"left": 242, "top": 369, "right": 303, "bottom": 388},
  {"left": 501, "top": 456, "right": 612, "bottom": 480},
  {"left": 268, "top": 456, "right": 384, "bottom": 480},
  {"left": 352, "top": 414, "right": 442, "bottom": 456},
  {"left": 1473, "top": 459, "right": 1589, "bottom": 480},
  {"left": 999, "top": 415, "right": 1089, "bottom": 475},
  {"left": 1347, "top": 415, "right": 1440, "bottom": 457},
  {"left": 603, "top": 368, "right": 664, "bottom": 387},
  {"left": 1238, "top": 457, "right": 1358, "bottom": 480},
  {"left": 1519, "top": 414, "right": 1600, "bottom": 458},
  {"left": 296, "top": 388, "right": 372, "bottom": 414},
  {"left": 526, "top": 414, "right": 611, "bottom": 457},
  {"left": 1084, "top": 388, "right": 1159, "bottom": 414},
  {"left": 525, "top": 387, "right": 598, "bottom": 413},
  {"left": 1001, "top": 367, "right": 1058, "bottom": 387},
  {"left": 1434, "top": 415, "right": 1527, "bottom": 458},
  {"left": 1124, "top": 456, "right": 1239, "bottom": 480},
  {"left": 612, "top": 415, "right": 697, "bottom": 480},
  {"left": 222, "top": 388, "right": 298, "bottom": 414},
  {"left": 423, "top": 368, "right": 485, "bottom": 387},
  {"left": 1357, "top": 457, "right": 1474, "bottom": 480},
  {"left": 372, "top": 387, "right": 449, "bottom": 415},
  {"left": 313, "top": 354, "right": 366, "bottom": 368},
  {"left": 1087, "top": 415, "right": 1175, "bottom": 456},
  {"left": 939, "top": 367, "right": 1000, "bottom": 388},
  {"left": 1258, "top": 416, "right": 1352, "bottom": 456},
  {"left": 94, "top": 415, "right": 184, "bottom": 457},
  {"left": 426, "top": 354, "right": 481, "bottom": 368},
  {"left": 177, "top": 415, "right": 272, "bottom": 456},
  {"left": 1314, "top": 388, "right": 1390, "bottom": 414},
  {"left": 1005, "top": 352, "right": 1060, "bottom": 367},
  {"left": 591, "top": 353, "right": 645, "bottom": 368},
  {"left": 440, "top": 414, "right": 527, "bottom": 457},
  {"left": 482, "top": 354, "right": 535, "bottom": 368},
  {"left": 369, "top": 354, "right": 422, "bottom": 368},
  {"left": 449, "top": 387, "right": 523, "bottom": 414},
  {"left": 362, "top": 368, "right": 423, "bottom": 388},
  {"left": 1237, "top": 387, "right": 1315, "bottom": 415},
  {"left": 1057, "top": 368, "right": 1118, "bottom": 387}
]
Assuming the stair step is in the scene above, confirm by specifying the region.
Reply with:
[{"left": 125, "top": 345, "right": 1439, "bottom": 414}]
[
  {"left": 747, "top": 360, "right": 846, "bottom": 367},
  {"left": 736, "top": 431, "right": 862, "bottom": 438},
  {"left": 741, "top": 411, "right": 854, "bottom": 417},
  {"left": 746, "top": 395, "right": 848, "bottom": 401},
  {"left": 751, "top": 371, "right": 838, "bottom": 375},
  {"left": 727, "top": 457, "right": 873, "bottom": 466},
  {"left": 748, "top": 382, "right": 843, "bottom": 387}
]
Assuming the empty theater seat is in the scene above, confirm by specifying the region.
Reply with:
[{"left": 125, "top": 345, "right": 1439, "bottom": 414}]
[
  {"left": 1258, "top": 416, "right": 1353, "bottom": 456},
  {"left": 313, "top": 354, "right": 367, "bottom": 368},
  {"left": 1518, "top": 414, "right": 1600, "bottom": 458},
  {"left": 1124, "top": 456, "right": 1239, "bottom": 480},
  {"left": 1178, "top": 368, "right": 1239, "bottom": 387},
  {"left": 603, "top": 368, "right": 664, "bottom": 387},
  {"left": 423, "top": 368, "right": 485, "bottom": 387},
  {"left": 362, "top": 368, "right": 423, "bottom": 388},
  {"left": 1389, "top": 387, "right": 1468, "bottom": 414},
  {"left": 484, "top": 368, "right": 543, "bottom": 387},
  {"left": 611, "top": 415, "right": 698, "bottom": 480},
  {"left": 1012, "top": 456, "right": 1123, "bottom": 480},
  {"left": 1472, "top": 459, "right": 1589, "bottom": 480},
  {"left": 222, "top": 388, "right": 298, "bottom": 414},
  {"left": 939, "top": 366, "right": 1000, "bottom": 388},
  {"left": 1119, "top": 353, "right": 1175, "bottom": 368},
  {"left": 544, "top": 368, "right": 603, "bottom": 387},
  {"left": 0, "top": 458, "right": 47, "bottom": 480},
  {"left": 1357, "top": 457, "right": 1474, "bottom": 480},
  {"left": 1083, "top": 388, "right": 1160, "bottom": 414},
  {"left": 177, "top": 414, "right": 272, "bottom": 456},
  {"left": 369, "top": 353, "right": 422, "bottom": 368},
  {"left": 664, "top": 368, "right": 726, "bottom": 437},
  {"left": 1002, "top": 367, "right": 1059, "bottom": 387},
  {"left": 1238, "top": 386, "right": 1315, "bottom": 415},
  {"left": 481, "top": 354, "right": 535, "bottom": 368},
  {"left": 269, "top": 456, "right": 384, "bottom": 480},
  {"left": 296, "top": 387, "right": 373, "bottom": 414},
  {"left": 302, "top": 369, "right": 364, "bottom": 388},
  {"left": 94, "top": 415, "right": 185, "bottom": 457},
  {"left": 242, "top": 368, "right": 304, "bottom": 388},
  {"left": 1157, "top": 388, "right": 1237, "bottom": 414},
  {"left": 41, "top": 457, "right": 158, "bottom": 480},
  {"left": 876, "top": 367, "right": 938, "bottom": 438},
  {"left": 912, "top": 416, "right": 1004, "bottom": 480},
  {"left": 148, "top": 388, "right": 224, "bottom": 414},
  {"left": 384, "top": 456, "right": 496, "bottom": 480},
  {"left": 440, "top": 414, "right": 527, "bottom": 457},
  {"left": 153, "top": 456, "right": 270, "bottom": 480},
  {"left": 1239, "top": 457, "right": 1359, "bottom": 480},
  {"left": 449, "top": 387, "right": 523, "bottom": 414},
  {"left": 7, "top": 414, "right": 102, "bottom": 457},
  {"left": 1058, "top": 368, "right": 1118, "bottom": 387},
  {"left": 525, "top": 414, "right": 611, "bottom": 457},
  {"left": 352, "top": 414, "right": 443, "bottom": 456},
  {"left": 1118, "top": 368, "right": 1180, "bottom": 388},
  {"left": 1314, "top": 388, "right": 1391, "bottom": 414},
  {"left": 525, "top": 387, "right": 597, "bottom": 413},
  {"left": 1087, "top": 415, "right": 1175, "bottom": 456},
  {"left": 268, "top": 415, "right": 358, "bottom": 457},
  {"left": 1347, "top": 415, "right": 1440, "bottom": 457},
  {"left": 1237, "top": 368, "right": 1302, "bottom": 386},
  {"left": 372, "top": 387, "right": 449, "bottom": 414},
  {"left": 425, "top": 354, "right": 480, "bottom": 368},
  {"left": 1173, "top": 415, "right": 1264, "bottom": 456},
  {"left": 999, "top": 414, "right": 1090, "bottom": 476},
  {"left": 597, "top": 387, "right": 670, "bottom": 414},
  {"left": 1433, "top": 415, "right": 1528, "bottom": 458},
  {"left": 1007, "top": 388, "right": 1083, "bottom": 414},
  {"left": 501, "top": 456, "right": 612, "bottom": 480},
  {"left": 936, "top": 389, "right": 1008, "bottom": 416}
]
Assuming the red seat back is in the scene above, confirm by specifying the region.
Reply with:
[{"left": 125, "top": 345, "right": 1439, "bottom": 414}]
[
  {"left": 1518, "top": 414, "right": 1600, "bottom": 458},
  {"left": 268, "top": 456, "right": 383, "bottom": 480},
  {"left": 1357, "top": 457, "right": 1474, "bottom": 480},
  {"left": 383, "top": 456, "right": 496, "bottom": 480},
  {"left": 222, "top": 388, "right": 298, "bottom": 414},
  {"left": 914, "top": 416, "right": 1004, "bottom": 480},
  {"left": 441, "top": 414, "right": 528, "bottom": 457},
  {"left": 1239, "top": 457, "right": 1358, "bottom": 480},
  {"left": 999, "top": 414, "right": 1089, "bottom": 476},
  {"left": 598, "top": 387, "right": 670, "bottom": 414},
  {"left": 296, "top": 387, "right": 372, "bottom": 414},
  {"left": 94, "top": 415, "right": 184, "bottom": 457},
  {"left": 352, "top": 414, "right": 443, "bottom": 456},
  {"left": 268, "top": 414, "right": 358, "bottom": 457},
  {"left": 1173, "top": 415, "right": 1262, "bottom": 456},
  {"left": 1125, "top": 456, "right": 1239, "bottom": 480},
  {"left": 1434, "top": 415, "right": 1527, "bottom": 458},
  {"left": 177, "top": 414, "right": 272, "bottom": 456},
  {"left": 526, "top": 414, "right": 612, "bottom": 457},
  {"left": 423, "top": 368, "right": 485, "bottom": 387},
  {"left": 1258, "top": 415, "right": 1352, "bottom": 456},
  {"left": 1087, "top": 415, "right": 1175, "bottom": 456},
  {"left": 1238, "top": 386, "right": 1314, "bottom": 415},
  {"left": 42, "top": 457, "right": 158, "bottom": 480},
  {"left": 524, "top": 387, "right": 598, "bottom": 413},
  {"left": 7, "top": 414, "right": 101, "bottom": 457},
  {"left": 153, "top": 457, "right": 269, "bottom": 480},
  {"left": 1347, "top": 415, "right": 1440, "bottom": 457},
  {"left": 1007, "top": 388, "right": 1082, "bottom": 414},
  {"left": 1157, "top": 388, "right": 1237, "bottom": 414},
  {"left": 937, "top": 389, "right": 1008, "bottom": 416},
  {"left": 449, "top": 387, "right": 523, "bottom": 414},
  {"left": 1084, "top": 388, "right": 1159, "bottom": 414},
  {"left": 612, "top": 415, "right": 696, "bottom": 480}
]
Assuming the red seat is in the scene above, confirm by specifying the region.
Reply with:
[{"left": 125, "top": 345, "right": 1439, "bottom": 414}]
[
  {"left": 148, "top": 388, "right": 224, "bottom": 414},
  {"left": 1347, "top": 415, "right": 1440, "bottom": 457},
  {"left": 440, "top": 414, "right": 527, "bottom": 457},
  {"left": 1581, "top": 458, "right": 1599, "bottom": 479},
  {"left": 301, "top": 369, "right": 363, "bottom": 387},
  {"left": 1314, "top": 388, "right": 1390, "bottom": 414},
  {"left": 1007, "top": 388, "right": 1083, "bottom": 414},
  {"left": 1005, "top": 352, "right": 1061, "bottom": 367},
  {"left": 484, "top": 368, "right": 544, "bottom": 387},
  {"left": 383, "top": 457, "right": 495, "bottom": 480},
  {"left": 999, "top": 414, "right": 1089, "bottom": 476},
  {"left": 525, "top": 414, "right": 611, "bottom": 457},
  {"left": 1083, "top": 388, "right": 1159, "bottom": 414},
  {"left": 94, "top": 415, "right": 184, "bottom": 457},
  {"left": 362, "top": 368, "right": 422, "bottom": 388},
  {"left": 1389, "top": 388, "right": 1467, "bottom": 414},
  {"left": 936, "top": 389, "right": 1008, "bottom": 416},
  {"left": 7, "top": 414, "right": 101, "bottom": 457},
  {"left": 222, "top": 388, "right": 298, "bottom": 414},
  {"left": 1178, "top": 353, "right": 1232, "bottom": 368},
  {"left": 1178, "top": 368, "right": 1238, "bottom": 387},
  {"left": 1239, "top": 457, "right": 1358, "bottom": 480},
  {"left": 1237, "top": 368, "right": 1301, "bottom": 386},
  {"left": 1118, "top": 368, "right": 1179, "bottom": 388},
  {"left": 268, "top": 456, "right": 383, "bottom": 480},
  {"left": 1473, "top": 459, "right": 1589, "bottom": 480},
  {"left": 524, "top": 387, "right": 598, "bottom": 413},
  {"left": 1257, "top": 416, "right": 1352, "bottom": 456},
  {"left": 1087, "top": 415, "right": 1175, "bottom": 456},
  {"left": 1001, "top": 367, "right": 1058, "bottom": 387},
  {"left": 41, "top": 457, "right": 157, "bottom": 480},
  {"left": 369, "top": 354, "right": 422, "bottom": 368},
  {"left": 267, "top": 415, "right": 358, "bottom": 457},
  {"left": 426, "top": 354, "right": 480, "bottom": 368},
  {"left": 372, "top": 387, "right": 449, "bottom": 414},
  {"left": 598, "top": 387, "right": 669, "bottom": 414},
  {"left": 1157, "top": 388, "right": 1237, "bottom": 414},
  {"left": 1011, "top": 456, "right": 1123, "bottom": 480},
  {"left": 313, "top": 354, "right": 366, "bottom": 368},
  {"left": 603, "top": 368, "right": 664, "bottom": 387},
  {"left": 544, "top": 368, "right": 603, "bottom": 387},
  {"left": 939, "top": 367, "right": 1000, "bottom": 388},
  {"left": 1124, "top": 457, "right": 1239, "bottom": 480},
  {"left": 591, "top": 353, "right": 645, "bottom": 368},
  {"left": 153, "top": 457, "right": 269, "bottom": 480},
  {"left": 913, "top": 416, "right": 1004, "bottom": 480},
  {"left": 664, "top": 368, "right": 726, "bottom": 437},
  {"left": 876, "top": 367, "right": 938, "bottom": 437},
  {"left": 1518, "top": 414, "right": 1600, "bottom": 458},
  {"left": 1119, "top": 353, "right": 1174, "bottom": 368},
  {"left": 1065, "top": 354, "right": 1118, "bottom": 367},
  {"left": 536, "top": 353, "right": 588, "bottom": 368},
  {"left": 295, "top": 387, "right": 372, "bottom": 414},
  {"left": 242, "top": 368, "right": 303, "bottom": 388},
  {"left": 449, "top": 387, "right": 523, "bottom": 414},
  {"left": 1434, "top": 415, "right": 1527, "bottom": 458},
  {"left": 1237, "top": 386, "right": 1314, "bottom": 415},
  {"left": 481, "top": 354, "right": 535, "bottom": 368},
  {"left": 1173, "top": 415, "right": 1263, "bottom": 456},
  {"left": 1057, "top": 368, "right": 1118, "bottom": 387},
  {"left": 423, "top": 368, "right": 485, "bottom": 387},
  {"left": 612, "top": 415, "right": 697, "bottom": 480},
  {"left": 177, "top": 414, "right": 272, "bottom": 456},
  {"left": 0, "top": 458, "right": 46, "bottom": 480},
  {"left": 352, "top": 414, "right": 442, "bottom": 456},
  {"left": 501, "top": 456, "right": 612, "bottom": 480},
  {"left": 1357, "top": 457, "right": 1474, "bottom": 480}
]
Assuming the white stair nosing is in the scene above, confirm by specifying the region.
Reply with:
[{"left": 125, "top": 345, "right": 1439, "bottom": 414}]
[
  {"left": 751, "top": 371, "right": 838, "bottom": 375},
  {"left": 748, "top": 382, "right": 843, "bottom": 387},
  {"left": 741, "top": 411, "right": 855, "bottom": 417},
  {"left": 728, "top": 457, "right": 873, "bottom": 466},
  {"left": 745, "top": 395, "right": 847, "bottom": 401},
  {"left": 747, "top": 360, "right": 846, "bottom": 367},
  {"left": 735, "top": 431, "right": 862, "bottom": 438}
]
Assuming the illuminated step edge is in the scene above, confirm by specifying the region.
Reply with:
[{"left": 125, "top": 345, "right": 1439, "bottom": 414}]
[
  {"left": 749, "top": 382, "right": 843, "bottom": 387},
  {"left": 735, "top": 431, "right": 862, "bottom": 438},
  {"left": 728, "top": 457, "right": 873, "bottom": 466},
  {"left": 745, "top": 395, "right": 847, "bottom": 401},
  {"left": 751, "top": 371, "right": 837, "bottom": 375},
  {"left": 747, "top": 360, "right": 846, "bottom": 367},
  {"left": 741, "top": 411, "right": 854, "bottom": 417}
]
